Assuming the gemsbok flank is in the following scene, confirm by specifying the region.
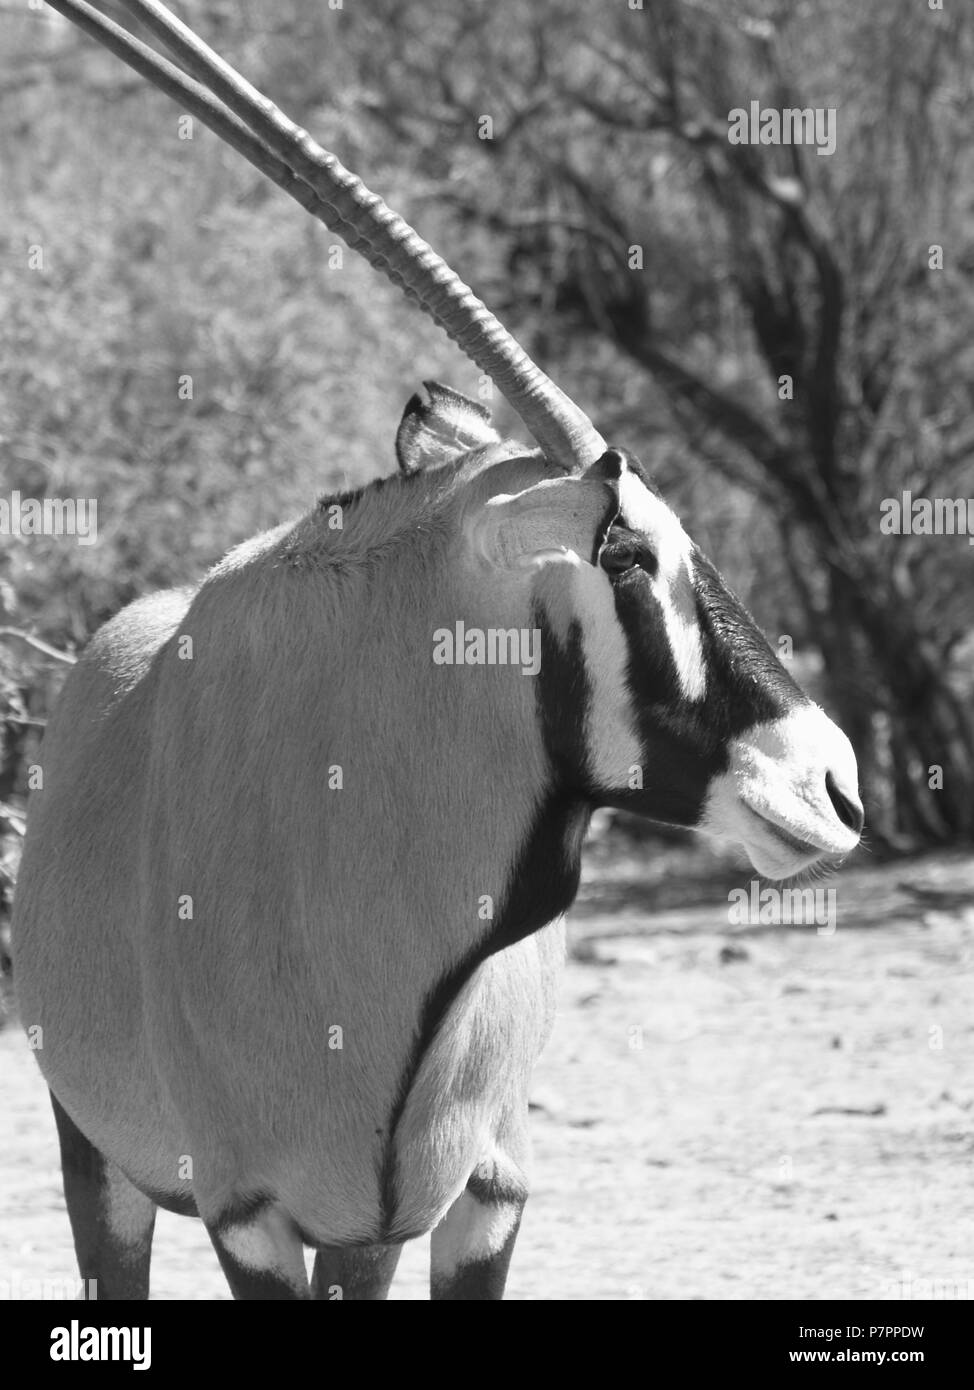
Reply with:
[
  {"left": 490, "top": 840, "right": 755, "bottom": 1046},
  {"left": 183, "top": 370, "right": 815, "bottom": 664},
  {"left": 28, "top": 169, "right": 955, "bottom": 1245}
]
[{"left": 14, "top": 0, "right": 864, "bottom": 1300}]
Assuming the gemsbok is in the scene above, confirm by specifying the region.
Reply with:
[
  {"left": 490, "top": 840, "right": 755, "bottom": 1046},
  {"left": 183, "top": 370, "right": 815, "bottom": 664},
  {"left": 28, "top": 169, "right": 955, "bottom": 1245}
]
[{"left": 14, "top": 0, "right": 864, "bottom": 1300}]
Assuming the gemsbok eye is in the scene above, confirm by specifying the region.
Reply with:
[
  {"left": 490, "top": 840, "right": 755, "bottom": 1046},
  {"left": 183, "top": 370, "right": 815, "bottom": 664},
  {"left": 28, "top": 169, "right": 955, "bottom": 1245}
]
[
  {"left": 601, "top": 545, "right": 637, "bottom": 576},
  {"left": 600, "top": 530, "right": 655, "bottom": 577}
]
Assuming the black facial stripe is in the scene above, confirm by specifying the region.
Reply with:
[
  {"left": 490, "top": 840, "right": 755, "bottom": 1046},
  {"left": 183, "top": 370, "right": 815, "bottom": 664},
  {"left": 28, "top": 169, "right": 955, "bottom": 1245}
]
[
  {"left": 610, "top": 569, "right": 726, "bottom": 822},
  {"left": 603, "top": 540, "right": 807, "bottom": 827},
  {"left": 691, "top": 548, "right": 803, "bottom": 728},
  {"left": 612, "top": 569, "right": 687, "bottom": 708},
  {"left": 612, "top": 450, "right": 801, "bottom": 734}
]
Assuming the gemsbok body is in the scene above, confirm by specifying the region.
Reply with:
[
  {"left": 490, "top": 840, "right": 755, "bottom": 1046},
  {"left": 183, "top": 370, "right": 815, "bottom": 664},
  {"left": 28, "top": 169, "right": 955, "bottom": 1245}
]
[{"left": 14, "top": 0, "right": 864, "bottom": 1300}]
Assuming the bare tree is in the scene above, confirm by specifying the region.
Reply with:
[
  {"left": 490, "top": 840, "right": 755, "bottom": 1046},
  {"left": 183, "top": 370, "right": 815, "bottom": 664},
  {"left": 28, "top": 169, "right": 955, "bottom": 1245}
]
[{"left": 347, "top": 0, "right": 974, "bottom": 846}]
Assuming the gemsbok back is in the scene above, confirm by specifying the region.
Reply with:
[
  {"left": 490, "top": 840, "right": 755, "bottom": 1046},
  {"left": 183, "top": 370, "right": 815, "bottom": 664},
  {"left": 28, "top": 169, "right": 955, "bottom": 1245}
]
[{"left": 14, "top": 0, "right": 864, "bottom": 1300}]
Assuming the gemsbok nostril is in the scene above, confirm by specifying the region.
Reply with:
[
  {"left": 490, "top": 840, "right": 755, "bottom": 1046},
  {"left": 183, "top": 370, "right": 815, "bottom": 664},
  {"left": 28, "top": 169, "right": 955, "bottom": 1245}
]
[{"left": 825, "top": 771, "right": 864, "bottom": 836}]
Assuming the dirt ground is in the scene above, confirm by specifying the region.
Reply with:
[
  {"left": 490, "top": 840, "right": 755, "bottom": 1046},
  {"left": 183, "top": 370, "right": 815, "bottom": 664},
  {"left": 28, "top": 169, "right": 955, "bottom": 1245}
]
[{"left": 2, "top": 842, "right": 973, "bottom": 1301}]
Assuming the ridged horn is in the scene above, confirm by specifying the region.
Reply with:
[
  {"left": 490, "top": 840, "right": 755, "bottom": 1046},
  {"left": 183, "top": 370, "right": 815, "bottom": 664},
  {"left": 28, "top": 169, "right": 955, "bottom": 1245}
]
[{"left": 47, "top": 0, "right": 608, "bottom": 473}]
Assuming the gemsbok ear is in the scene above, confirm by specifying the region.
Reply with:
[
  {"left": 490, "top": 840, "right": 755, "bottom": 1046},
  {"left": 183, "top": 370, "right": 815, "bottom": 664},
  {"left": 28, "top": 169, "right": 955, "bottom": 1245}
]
[
  {"left": 396, "top": 380, "right": 500, "bottom": 474},
  {"left": 467, "top": 464, "right": 621, "bottom": 570}
]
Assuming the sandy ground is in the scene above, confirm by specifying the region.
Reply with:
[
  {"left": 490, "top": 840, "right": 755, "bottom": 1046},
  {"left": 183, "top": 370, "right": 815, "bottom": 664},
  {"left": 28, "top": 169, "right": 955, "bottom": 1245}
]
[{"left": 2, "top": 844, "right": 973, "bottom": 1301}]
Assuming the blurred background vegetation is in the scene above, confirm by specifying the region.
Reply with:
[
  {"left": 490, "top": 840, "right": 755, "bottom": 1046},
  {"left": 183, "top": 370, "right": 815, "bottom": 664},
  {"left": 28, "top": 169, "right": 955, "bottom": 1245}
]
[{"left": 1, "top": 0, "right": 972, "bottom": 902}]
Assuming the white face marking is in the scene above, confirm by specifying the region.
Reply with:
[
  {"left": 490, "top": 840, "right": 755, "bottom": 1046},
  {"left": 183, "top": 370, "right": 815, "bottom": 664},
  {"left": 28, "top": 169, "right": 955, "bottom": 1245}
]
[
  {"left": 700, "top": 705, "right": 862, "bottom": 879},
  {"left": 616, "top": 467, "right": 707, "bottom": 702}
]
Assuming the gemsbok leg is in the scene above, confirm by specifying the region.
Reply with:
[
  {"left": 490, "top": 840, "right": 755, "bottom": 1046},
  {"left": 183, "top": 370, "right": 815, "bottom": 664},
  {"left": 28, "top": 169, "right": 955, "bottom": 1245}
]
[
  {"left": 204, "top": 1201, "right": 310, "bottom": 1300},
  {"left": 51, "top": 1093, "right": 156, "bottom": 1300},
  {"left": 430, "top": 1120, "right": 530, "bottom": 1301},
  {"left": 311, "top": 1244, "right": 403, "bottom": 1301}
]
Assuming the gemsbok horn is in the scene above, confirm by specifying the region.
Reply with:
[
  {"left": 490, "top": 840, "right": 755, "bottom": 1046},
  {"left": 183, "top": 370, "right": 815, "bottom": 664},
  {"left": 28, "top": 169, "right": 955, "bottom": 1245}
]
[{"left": 15, "top": 0, "right": 864, "bottom": 1300}]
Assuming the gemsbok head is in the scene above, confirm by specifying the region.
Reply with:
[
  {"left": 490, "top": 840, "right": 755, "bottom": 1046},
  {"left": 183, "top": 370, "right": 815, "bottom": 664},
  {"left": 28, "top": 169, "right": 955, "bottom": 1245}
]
[{"left": 14, "top": 0, "right": 863, "bottom": 1300}]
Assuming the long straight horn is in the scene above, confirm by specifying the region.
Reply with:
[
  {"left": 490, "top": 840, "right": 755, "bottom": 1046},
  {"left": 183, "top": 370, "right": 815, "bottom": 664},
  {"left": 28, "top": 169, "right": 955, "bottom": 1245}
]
[{"left": 47, "top": 0, "right": 607, "bottom": 472}]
